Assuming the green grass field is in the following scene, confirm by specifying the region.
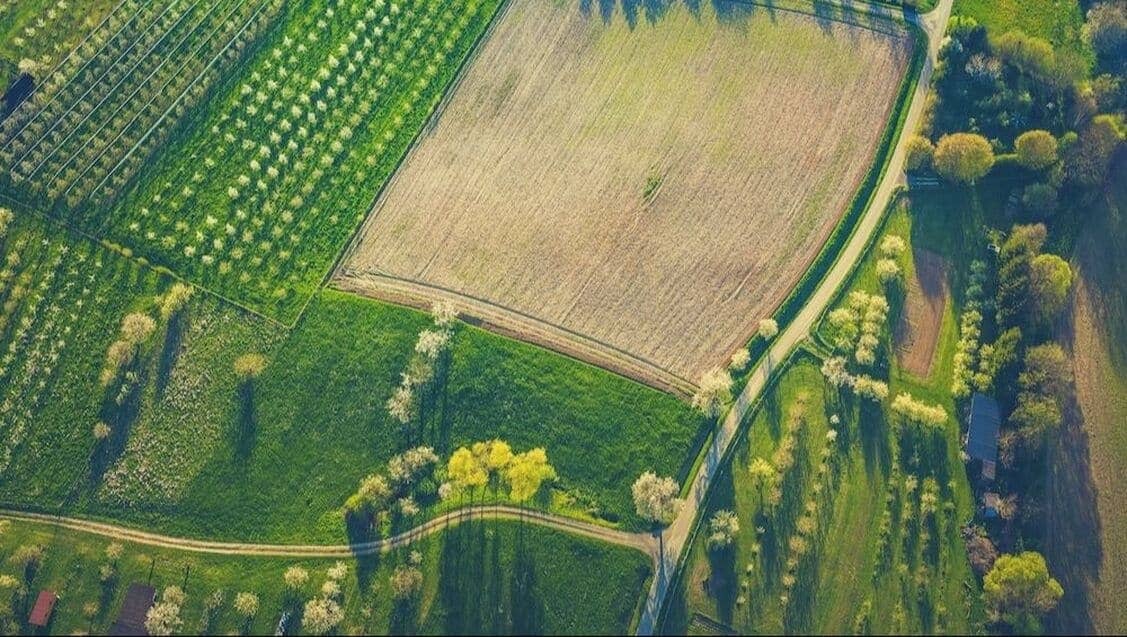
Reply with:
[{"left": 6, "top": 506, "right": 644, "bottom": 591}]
[
  {"left": 0, "top": 211, "right": 704, "bottom": 540},
  {"left": 0, "top": 517, "right": 651, "bottom": 635},
  {"left": 954, "top": 0, "right": 1091, "bottom": 60}
]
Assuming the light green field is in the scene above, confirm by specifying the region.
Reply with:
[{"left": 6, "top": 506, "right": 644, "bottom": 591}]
[
  {"left": 0, "top": 215, "right": 704, "bottom": 541},
  {"left": 954, "top": 0, "right": 1091, "bottom": 60}
]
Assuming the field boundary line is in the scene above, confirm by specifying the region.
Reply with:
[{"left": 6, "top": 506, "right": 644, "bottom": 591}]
[
  {"left": 0, "top": 505, "right": 657, "bottom": 559},
  {"left": 313, "top": 0, "right": 515, "bottom": 329},
  {"left": 0, "top": 193, "right": 290, "bottom": 330},
  {"left": 334, "top": 272, "right": 696, "bottom": 397}
]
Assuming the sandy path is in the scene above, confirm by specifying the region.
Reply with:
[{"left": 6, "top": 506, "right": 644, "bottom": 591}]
[{"left": 0, "top": 505, "right": 657, "bottom": 559}]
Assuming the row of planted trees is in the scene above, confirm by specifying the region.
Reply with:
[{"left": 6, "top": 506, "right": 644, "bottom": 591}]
[{"left": 342, "top": 438, "right": 558, "bottom": 539}]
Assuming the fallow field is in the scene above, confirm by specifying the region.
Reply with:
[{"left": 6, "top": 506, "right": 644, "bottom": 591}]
[{"left": 340, "top": 0, "right": 915, "bottom": 389}]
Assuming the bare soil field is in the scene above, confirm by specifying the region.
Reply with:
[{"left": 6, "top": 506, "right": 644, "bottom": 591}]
[
  {"left": 895, "top": 249, "right": 949, "bottom": 377},
  {"left": 340, "top": 0, "right": 913, "bottom": 388}
]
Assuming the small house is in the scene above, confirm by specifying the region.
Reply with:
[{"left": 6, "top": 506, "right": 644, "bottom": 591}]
[
  {"left": 966, "top": 393, "right": 1001, "bottom": 482},
  {"left": 29, "top": 590, "right": 57, "bottom": 628},
  {"left": 108, "top": 583, "right": 156, "bottom": 636}
]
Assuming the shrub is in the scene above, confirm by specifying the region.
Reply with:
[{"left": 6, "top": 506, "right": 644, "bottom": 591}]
[
  {"left": 1013, "top": 130, "right": 1058, "bottom": 170},
  {"left": 233, "top": 353, "right": 268, "bottom": 381},
  {"left": 1021, "top": 183, "right": 1057, "bottom": 217}
]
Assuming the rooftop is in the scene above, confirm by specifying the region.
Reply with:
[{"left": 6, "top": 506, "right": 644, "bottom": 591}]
[
  {"left": 966, "top": 393, "right": 1001, "bottom": 463},
  {"left": 29, "top": 590, "right": 57, "bottom": 627}
]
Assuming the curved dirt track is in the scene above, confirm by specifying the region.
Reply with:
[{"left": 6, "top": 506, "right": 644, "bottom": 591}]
[{"left": 0, "top": 505, "right": 657, "bottom": 559}]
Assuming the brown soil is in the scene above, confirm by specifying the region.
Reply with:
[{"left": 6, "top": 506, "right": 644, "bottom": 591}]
[
  {"left": 340, "top": 0, "right": 912, "bottom": 386},
  {"left": 894, "top": 248, "right": 948, "bottom": 377}
]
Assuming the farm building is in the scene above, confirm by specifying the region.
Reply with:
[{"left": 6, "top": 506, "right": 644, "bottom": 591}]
[
  {"left": 108, "top": 583, "right": 156, "bottom": 636},
  {"left": 28, "top": 590, "right": 57, "bottom": 628},
  {"left": 966, "top": 393, "right": 1001, "bottom": 482}
]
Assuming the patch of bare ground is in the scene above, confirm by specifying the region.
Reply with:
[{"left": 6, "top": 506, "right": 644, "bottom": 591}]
[
  {"left": 895, "top": 248, "right": 949, "bottom": 377},
  {"left": 1048, "top": 170, "right": 1127, "bottom": 634},
  {"left": 339, "top": 0, "right": 912, "bottom": 387}
]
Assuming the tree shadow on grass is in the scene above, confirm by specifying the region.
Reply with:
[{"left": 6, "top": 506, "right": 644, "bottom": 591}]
[
  {"left": 155, "top": 312, "right": 186, "bottom": 397},
  {"left": 705, "top": 467, "right": 738, "bottom": 625},
  {"left": 234, "top": 381, "right": 257, "bottom": 461},
  {"left": 390, "top": 596, "right": 420, "bottom": 636},
  {"left": 87, "top": 362, "right": 146, "bottom": 488},
  {"left": 859, "top": 399, "right": 892, "bottom": 479},
  {"left": 437, "top": 520, "right": 488, "bottom": 634},
  {"left": 511, "top": 531, "right": 545, "bottom": 635},
  {"left": 1044, "top": 398, "right": 1100, "bottom": 634},
  {"left": 763, "top": 382, "right": 784, "bottom": 439},
  {"left": 782, "top": 542, "right": 821, "bottom": 634}
]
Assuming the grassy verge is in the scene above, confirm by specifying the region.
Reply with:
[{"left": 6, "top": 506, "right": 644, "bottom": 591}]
[{"left": 0, "top": 516, "right": 650, "bottom": 635}]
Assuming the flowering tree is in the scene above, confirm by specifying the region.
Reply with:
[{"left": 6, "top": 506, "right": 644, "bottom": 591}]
[
  {"left": 632, "top": 472, "right": 682, "bottom": 528},
  {"left": 692, "top": 367, "right": 733, "bottom": 419},
  {"left": 707, "top": 509, "right": 740, "bottom": 550}
]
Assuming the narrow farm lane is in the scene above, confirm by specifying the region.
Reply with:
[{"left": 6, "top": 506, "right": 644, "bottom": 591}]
[
  {"left": 0, "top": 506, "right": 657, "bottom": 559},
  {"left": 633, "top": 0, "right": 954, "bottom": 633}
]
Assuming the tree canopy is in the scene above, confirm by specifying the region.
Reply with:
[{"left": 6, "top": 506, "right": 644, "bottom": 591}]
[
  {"left": 632, "top": 472, "right": 682, "bottom": 527},
  {"left": 1029, "top": 253, "right": 1073, "bottom": 320},
  {"left": 1014, "top": 130, "right": 1058, "bottom": 170},
  {"left": 983, "top": 551, "right": 1063, "bottom": 634},
  {"left": 934, "top": 133, "right": 995, "bottom": 184}
]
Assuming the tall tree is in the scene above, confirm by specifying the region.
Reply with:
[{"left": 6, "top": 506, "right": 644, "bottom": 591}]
[
  {"left": 1029, "top": 253, "right": 1073, "bottom": 321},
  {"left": 1013, "top": 130, "right": 1058, "bottom": 170},
  {"left": 934, "top": 132, "right": 995, "bottom": 184},
  {"left": 632, "top": 472, "right": 682, "bottom": 528},
  {"left": 983, "top": 551, "right": 1063, "bottom": 634},
  {"left": 505, "top": 448, "right": 557, "bottom": 504}
]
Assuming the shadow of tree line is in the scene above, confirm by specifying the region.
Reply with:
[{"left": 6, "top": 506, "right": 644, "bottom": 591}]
[{"left": 576, "top": 0, "right": 895, "bottom": 39}]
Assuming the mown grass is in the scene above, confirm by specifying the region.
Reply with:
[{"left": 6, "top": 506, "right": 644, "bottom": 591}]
[
  {"left": 954, "top": 0, "right": 1092, "bottom": 60},
  {"left": 0, "top": 516, "right": 650, "bottom": 635},
  {"left": 1, "top": 278, "right": 704, "bottom": 541}
]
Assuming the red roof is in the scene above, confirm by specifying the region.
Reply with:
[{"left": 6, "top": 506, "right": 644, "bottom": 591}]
[{"left": 29, "top": 590, "right": 57, "bottom": 627}]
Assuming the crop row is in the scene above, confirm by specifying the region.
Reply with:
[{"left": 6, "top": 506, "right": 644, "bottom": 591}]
[
  {"left": 101, "top": 0, "right": 501, "bottom": 321},
  {"left": 1, "top": 0, "right": 285, "bottom": 209},
  {"left": 0, "top": 215, "right": 108, "bottom": 476}
]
